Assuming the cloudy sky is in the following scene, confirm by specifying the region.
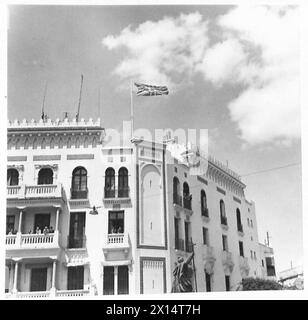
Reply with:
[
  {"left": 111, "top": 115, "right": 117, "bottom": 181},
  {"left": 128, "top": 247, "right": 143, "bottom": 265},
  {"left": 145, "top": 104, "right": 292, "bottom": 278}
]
[{"left": 8, "top": 5, "right": 302, "bottom": 272}]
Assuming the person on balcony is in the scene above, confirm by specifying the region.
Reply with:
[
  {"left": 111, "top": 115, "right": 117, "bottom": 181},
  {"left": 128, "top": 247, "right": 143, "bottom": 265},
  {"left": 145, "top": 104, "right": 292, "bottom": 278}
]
[
  {"left": 49, "top": 226, "right": 54, "bottom": 233},
  {"left": 43, "top": 226, "right": 49, "bottom": 235},
  {"left": 111, "top": 226, "right": 117, "bottom": 234},
  {"left": 36, "top": 227, "right": 41, "bottom": 234},
  {"left": 117, "top": 226, "right": 123, "bottom": 234}
]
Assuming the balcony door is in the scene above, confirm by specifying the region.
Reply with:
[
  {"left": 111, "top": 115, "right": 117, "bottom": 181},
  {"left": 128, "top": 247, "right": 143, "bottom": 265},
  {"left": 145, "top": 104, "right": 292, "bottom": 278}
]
[
  {"left": 34, "top": 214, "right": 50, "bottom": 233},
  {"left": 69, "top": 212, "right": 86, "bottom": 248},
  {"left": 103, "top": 266, "right": 114, "bottom": 295},
  {"left": 30, "top": 268, "right": 47, "bottom": 291},
  {"left": 118, "top": 266, "right": 129, "bottom": 295},
  {"left": 67, "top": 266, "right": 84, "bottom": 290}
]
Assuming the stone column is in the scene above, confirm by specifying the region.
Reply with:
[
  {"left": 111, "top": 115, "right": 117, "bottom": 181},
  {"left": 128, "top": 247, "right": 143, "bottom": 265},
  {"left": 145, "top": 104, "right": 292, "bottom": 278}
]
[
  {"left": 17, "top": 207, "right": 25, "bottom": 233},
  {"left": 50, "top": 258, "right": 57, "bottom": 297},
  {"left": 12, "top": 260, "right": 20, "bottom": 294},
  {"left": 55, "top": 207, "right": 60, "bottom": 232}
]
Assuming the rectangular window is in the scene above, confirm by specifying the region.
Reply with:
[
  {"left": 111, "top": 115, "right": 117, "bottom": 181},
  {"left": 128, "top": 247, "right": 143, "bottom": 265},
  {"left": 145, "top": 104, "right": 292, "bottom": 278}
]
[
  {"left": 250, "top": 250, "right": 253, "bottom": 259},
  {"left": 254, "top": 251, "right": 257, "bottom": 260},
  {"left": 68, "top": 212, "right": 86, "bottom": 248},
  {"left": 222, "top": 235, "right": 228, "bottom": 251},
  {"left": 205, "top": 272, "right": 212, "bottom": 292},
  {"left": 118, "top": 266, "right": 129, "bottom": 295},
  {"left": 247, "top": 218, "right": 250, "bottom": 227},
  {"left": 184, "top": 221, "right": 192, "bottom": 252},
  {"left": 67, "top": 266, "right": 84, "bottom": 290},
  {"left": 108, "top": 211, "right": 124, "bottom": 234},
  {"left": 225, "top": 275, "right": 230, "bottom": 291},
  {"left": 103, "top": 266, "right": 114, "bottom": 295},
  {"left": 239, "top": 241, "right": 244, "bottom": 257},
  {"left": 251, "top": 219, "right": 253, "bottom": 228},
  {"left": 203, "top": 227, "right": 209, "bottom": 245},
  {"left": 6, "top": 215, "right": 15, "bottom": 234},
  {"left": 174, "top": 217, "right": 180, "bottom": 249}
]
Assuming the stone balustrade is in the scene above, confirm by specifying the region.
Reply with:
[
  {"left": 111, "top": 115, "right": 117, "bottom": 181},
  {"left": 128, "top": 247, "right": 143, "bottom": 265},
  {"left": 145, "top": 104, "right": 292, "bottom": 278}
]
[
  {"left": 6, "top": 232, "right": 58, "bottom": 249},
  {"left": 7, "top": 183, "right": 63, "bottom": 199}
]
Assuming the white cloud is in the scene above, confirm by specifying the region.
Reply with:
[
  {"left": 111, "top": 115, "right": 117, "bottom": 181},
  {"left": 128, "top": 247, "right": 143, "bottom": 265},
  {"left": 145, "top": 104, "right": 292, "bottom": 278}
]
[
  {"left": 102, "top": 12, "right": 209, "bottom": 89},
  {"left": 102, "top": 6, "right": 300, "bottom": 146},
  {"left": 213, "top": 6, "right": 300, "bottom": 145}
]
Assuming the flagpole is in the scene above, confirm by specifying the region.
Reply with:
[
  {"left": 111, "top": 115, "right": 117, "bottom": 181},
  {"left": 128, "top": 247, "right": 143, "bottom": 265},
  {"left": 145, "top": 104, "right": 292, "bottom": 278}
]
[{"left": 130, "top": 80, "right": 134, "bottom": 139}]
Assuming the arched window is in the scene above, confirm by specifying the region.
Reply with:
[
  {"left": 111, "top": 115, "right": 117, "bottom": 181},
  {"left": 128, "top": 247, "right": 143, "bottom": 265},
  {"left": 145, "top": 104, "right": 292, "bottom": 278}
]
[
  {"left": 118, "top": 167, "right": 129, "bottom": 197},
  {"left": 7, "top": 169, "right": 19, "bottom": 186},
  {"left": 183, "top": 182, "right": 191, "bottom": 210},
  {"left": 173, "top": 177, "right": 181, "bottom": 205},
  {"left": 38, "top": 168, "right": 53, "bottom": 185},
  {"left": 220, "top": 200, "right": 227, "bottom": 225},
  {"left": 201, "top": 190, "right": 208, "bottom": 217},
  {"left": 71, "top": 167, "right": 87, "bottom": 199},
  {"left": 105, "top": 167, "right": 115, "bottom": 198},
  {"left": 236, "top": 208, "right": 243, "bottom": 232}
]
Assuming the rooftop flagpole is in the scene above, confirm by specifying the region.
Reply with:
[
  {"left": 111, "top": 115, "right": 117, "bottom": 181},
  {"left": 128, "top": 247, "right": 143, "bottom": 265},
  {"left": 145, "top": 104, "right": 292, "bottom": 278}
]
[{"left": 130, "top": 80, "right": 134, "bottom": 139}]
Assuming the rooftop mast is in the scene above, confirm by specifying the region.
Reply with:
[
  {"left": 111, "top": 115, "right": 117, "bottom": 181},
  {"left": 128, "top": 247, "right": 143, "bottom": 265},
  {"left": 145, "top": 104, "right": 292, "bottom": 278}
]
[{"left": 76, "top": 74, "right": 84, "bottom": 122}]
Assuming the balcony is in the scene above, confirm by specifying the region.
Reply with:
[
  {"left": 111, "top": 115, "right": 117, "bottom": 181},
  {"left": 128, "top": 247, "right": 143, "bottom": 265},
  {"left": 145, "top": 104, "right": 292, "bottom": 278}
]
[
  {"left": 239, "top": 256, "right": 250, "bottom": 277},
  {"left": 102, "top": 233, "right": 130, "bottom": 260},
  {"left": 6, "top": 233, "right": 59, "bottom": 250},
  {"left": 56, "top": 289, "right": 90, "bottom": 297},
  {"left": 103, "top": 188, "right": 131, "bottom": 206},
  {"left": 222, "top": 250, "right": 234, "bottom": 273},
  {"left": 7, "top": 184, "right": 64, "bottom": 207}
]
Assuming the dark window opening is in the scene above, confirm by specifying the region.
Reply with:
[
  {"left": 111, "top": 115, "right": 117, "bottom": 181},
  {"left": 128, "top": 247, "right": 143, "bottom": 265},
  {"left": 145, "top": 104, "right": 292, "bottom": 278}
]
[
  {"left": 203, "top": 227, "right": 209, "bottom": 246},
  {"left": 201, "top": 190, "right": 208, "bottom": 217},
  {"left": 173, "top": 177, "right": 181, "bottom": 206},
  {"left": 108, "top": 211, "right": 124, "bottom": 234},
  {"left": 225, "top": 275, "right": 230, "bottom": 291},
  {"left": 38, "top": 168, "right": 53, "bottom": 185},
  {"left": 105, "top": 167, "right": 115, "bottom": 198},
  {"left": 68, "top": 212, "right": 86, "bottom": 248},
  {"left": 118, "top": 167, "right": 129, "bottom": 197},
  {"left": 220, "top": 200, "right": 227, "bottom": 225},
  {"left": 222, "top": 235, "right": 228, "bottom": 251},
  {"left": 71, "top": 167, "right": 87, "bottom": 199},
  {"left": 103, "top": 266, "right": 114, "bottom": 295},
  {"left": 6, "top": 215, "right": 15, "bottom": 234},
  {"left": 67, "top": 266, "right": 84, "bottom": 290},
  {"left": 236, "top": 209, "right": 243, "bottom": 232},
  {"left": 30, "top": 268, "right": 47, "bottom": 292},
  {"left": 118, "top": 266, "right": 129, "bottom": 295},
  {"left": 183, "top": 182, "right": 192, "bottom": 210},
  {"left": 205, "top": 272, "right": 212, "bottom": 292},
  {"left": 7, "top": 169, "right": 19, "bottom": 186},
  {"left": 239, "top": 241, "right": 244, "bottom": 257}
]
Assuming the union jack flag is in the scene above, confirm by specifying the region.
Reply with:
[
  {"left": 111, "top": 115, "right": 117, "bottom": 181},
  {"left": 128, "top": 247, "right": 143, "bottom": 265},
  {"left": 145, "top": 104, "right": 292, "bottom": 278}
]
[{"left": 134, "top": 82, "right": 169, "bottom": 96}]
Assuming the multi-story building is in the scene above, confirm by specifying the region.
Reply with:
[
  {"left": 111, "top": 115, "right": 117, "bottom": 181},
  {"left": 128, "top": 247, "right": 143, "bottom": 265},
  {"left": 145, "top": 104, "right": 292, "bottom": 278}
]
[{"left": 5, "top": 117, "right": 275, "bottom": 298}]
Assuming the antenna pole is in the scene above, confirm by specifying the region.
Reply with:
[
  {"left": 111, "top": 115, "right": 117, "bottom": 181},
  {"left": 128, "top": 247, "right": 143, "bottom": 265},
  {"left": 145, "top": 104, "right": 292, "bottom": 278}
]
[
  {"left": 76, "top": 74, "right": 84, "bottom": 122},
  {"left": 41, "top": 81, "right": 48, "bottom": 121}
]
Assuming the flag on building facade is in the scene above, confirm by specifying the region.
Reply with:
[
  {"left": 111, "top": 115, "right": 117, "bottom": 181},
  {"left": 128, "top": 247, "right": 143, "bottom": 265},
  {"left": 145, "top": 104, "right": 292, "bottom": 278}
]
[{"left": 134, "top": 82, "right": 169, "bottom": 96}]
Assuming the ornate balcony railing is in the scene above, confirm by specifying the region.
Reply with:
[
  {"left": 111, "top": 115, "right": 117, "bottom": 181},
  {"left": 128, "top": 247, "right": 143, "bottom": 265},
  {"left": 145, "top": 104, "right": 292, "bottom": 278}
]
[
  {"left": 106, "top": 233, "right": 127, "bottom": 245},
  {"left": 7, "top": 184, "right": 63, "bottom": 200},
  {"left": 56, "top": 289, "right": 90, "bottom": 297},
  {"left": 6, "top": 235, "right": 17, "bottom": 246},
  {"left": 6, "top": 233, "right": 59, "bottom": 249},
  {"left": 16, "top": 291, "right": 51, "bottom": 299}
]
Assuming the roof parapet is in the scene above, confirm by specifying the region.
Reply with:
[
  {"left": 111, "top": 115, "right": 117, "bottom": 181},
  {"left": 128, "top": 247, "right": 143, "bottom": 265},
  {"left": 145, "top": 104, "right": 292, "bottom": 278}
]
[{"left": 8, "top": 118, "right": 101, "bottom": 129}]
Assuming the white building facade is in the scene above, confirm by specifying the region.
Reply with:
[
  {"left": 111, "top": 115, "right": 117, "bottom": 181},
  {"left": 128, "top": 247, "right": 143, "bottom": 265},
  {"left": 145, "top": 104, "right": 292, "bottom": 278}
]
[{"left": 5, "top": 118, "right": 275, "bottom": 298}]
